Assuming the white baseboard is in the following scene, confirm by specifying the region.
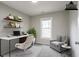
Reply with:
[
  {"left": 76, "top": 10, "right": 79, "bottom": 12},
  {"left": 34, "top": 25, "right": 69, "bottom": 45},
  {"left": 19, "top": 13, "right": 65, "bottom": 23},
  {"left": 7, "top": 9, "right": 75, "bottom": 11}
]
[{"left": 35, "top": 42, "right": 50, "bottom": 46}]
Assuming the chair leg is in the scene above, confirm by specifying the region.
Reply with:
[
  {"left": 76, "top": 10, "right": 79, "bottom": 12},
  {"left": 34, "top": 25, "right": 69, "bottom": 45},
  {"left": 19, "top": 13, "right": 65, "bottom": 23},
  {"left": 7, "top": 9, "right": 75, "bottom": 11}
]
[{"left": 33, "top": 42, "right": 35, "bottom": 46}]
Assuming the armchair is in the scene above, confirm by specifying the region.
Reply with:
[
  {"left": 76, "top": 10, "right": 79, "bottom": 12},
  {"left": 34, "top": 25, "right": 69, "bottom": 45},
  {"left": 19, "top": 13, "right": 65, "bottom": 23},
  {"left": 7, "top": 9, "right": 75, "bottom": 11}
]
[{"left": 50, "top": 36, "right": 70, "bottom": 52}]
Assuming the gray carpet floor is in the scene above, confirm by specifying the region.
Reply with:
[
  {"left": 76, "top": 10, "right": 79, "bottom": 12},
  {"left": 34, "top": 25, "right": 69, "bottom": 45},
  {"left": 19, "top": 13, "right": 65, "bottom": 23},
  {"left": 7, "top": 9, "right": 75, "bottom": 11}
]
[{"left": 4, "top": 44, "right": 69, "bottom": 57}]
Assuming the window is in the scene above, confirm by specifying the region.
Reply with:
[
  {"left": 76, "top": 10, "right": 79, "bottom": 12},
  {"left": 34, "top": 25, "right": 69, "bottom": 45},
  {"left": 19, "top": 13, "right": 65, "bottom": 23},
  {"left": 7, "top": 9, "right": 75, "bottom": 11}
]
[{"left": 40, "top": 17, "right": 52, "bottom": 38}]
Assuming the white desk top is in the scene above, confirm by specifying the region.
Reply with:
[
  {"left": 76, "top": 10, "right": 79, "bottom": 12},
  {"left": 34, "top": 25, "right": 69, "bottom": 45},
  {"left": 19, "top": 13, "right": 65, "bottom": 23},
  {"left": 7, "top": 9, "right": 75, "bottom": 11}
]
[{"left": 0, "top": 35, "right": 28, "bottom": 40}]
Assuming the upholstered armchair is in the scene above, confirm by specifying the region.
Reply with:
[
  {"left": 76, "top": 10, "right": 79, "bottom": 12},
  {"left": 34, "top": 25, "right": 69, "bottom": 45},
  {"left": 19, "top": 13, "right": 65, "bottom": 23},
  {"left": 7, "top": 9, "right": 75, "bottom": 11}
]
[{"left": 50, "top": 36, "right": 70, "bottom": 52}]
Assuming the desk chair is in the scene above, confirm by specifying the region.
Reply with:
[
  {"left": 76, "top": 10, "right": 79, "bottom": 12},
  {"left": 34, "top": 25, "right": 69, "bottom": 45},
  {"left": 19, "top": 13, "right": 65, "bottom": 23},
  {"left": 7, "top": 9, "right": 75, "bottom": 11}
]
[{"left": 15, "top": 35, "right": 35, "bottom": 51}]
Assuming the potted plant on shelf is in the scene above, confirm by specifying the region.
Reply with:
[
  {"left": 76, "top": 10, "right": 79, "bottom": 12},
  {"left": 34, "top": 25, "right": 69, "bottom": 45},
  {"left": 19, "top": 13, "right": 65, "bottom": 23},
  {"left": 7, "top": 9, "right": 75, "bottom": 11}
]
[{"left": 27, "top": 27, "right": 37, "bottom": 44}]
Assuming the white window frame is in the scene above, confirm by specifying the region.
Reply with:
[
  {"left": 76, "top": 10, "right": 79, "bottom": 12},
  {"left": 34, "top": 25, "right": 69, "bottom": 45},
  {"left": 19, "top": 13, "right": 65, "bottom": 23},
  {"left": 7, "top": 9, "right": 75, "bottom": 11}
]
[{"left": 40, "top": 17, "right": 52, "bottom": 39}]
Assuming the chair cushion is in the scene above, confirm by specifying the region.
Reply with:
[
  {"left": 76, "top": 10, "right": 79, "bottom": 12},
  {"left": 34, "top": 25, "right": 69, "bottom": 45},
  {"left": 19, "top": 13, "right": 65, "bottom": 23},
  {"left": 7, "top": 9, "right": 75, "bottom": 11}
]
[{"left": 15, "top": 43, "right": 25, "bottom": 49}]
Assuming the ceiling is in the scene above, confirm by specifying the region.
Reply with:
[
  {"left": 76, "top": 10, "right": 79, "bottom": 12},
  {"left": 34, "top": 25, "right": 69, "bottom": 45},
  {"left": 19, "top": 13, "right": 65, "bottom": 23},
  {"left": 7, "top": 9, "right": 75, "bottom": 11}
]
[{"left": 1, "top": 1, "right": 77, "bottom": 16}]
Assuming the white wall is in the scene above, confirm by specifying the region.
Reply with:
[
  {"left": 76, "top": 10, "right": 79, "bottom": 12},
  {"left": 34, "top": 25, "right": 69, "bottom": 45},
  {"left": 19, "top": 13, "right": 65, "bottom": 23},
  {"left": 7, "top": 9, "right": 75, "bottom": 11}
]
[
  {"left": 31, "top": 11, "right": 69, "bottom": 45},
  {"left": 0, "top": 3, "right": 30, "bottom": 54},
  {"left": 69, "top": 2, "right": 79, "bottom": 57},
  {"left": 69, "top": 11, "right": 78, "bottom": 57}
]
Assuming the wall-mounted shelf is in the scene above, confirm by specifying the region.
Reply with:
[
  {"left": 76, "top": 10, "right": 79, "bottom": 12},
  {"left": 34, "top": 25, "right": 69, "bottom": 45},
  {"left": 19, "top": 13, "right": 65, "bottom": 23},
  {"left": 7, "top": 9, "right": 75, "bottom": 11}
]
[
  {"left": 4, "top": 26, "right": 21, "bottom": 28},
  {"left": 4, "top": 21, "right": 21, "bottom": 29},
  {"left": 4, "top": 14, "right": 23, "bottom": 29},
  {"left": 4, "top": 18, "right": 22, "bottom": 22}
]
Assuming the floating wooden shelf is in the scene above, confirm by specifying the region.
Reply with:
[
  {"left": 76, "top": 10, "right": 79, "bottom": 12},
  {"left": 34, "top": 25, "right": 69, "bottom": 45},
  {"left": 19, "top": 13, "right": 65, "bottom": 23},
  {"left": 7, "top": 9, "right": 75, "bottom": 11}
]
[
  {"left": 4, "top": 26, "right": 21, "bottom": 28},
  {"left": 4, "top": 17, "right": 22, "bottom": 29},
  {"left": 4, "top": 18, "right": 22, "bottom": 22}
]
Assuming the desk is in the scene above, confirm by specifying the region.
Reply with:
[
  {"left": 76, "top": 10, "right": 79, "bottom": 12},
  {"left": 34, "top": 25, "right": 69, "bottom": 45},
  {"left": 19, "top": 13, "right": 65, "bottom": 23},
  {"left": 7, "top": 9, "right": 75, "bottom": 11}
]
[{"left": 0, "top": 35, "right": 28, "bottom": 57}]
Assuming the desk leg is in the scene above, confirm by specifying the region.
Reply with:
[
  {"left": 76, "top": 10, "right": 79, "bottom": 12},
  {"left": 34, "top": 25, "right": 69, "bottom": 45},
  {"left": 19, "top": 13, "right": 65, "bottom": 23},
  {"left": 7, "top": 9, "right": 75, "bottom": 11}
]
[
  {"left": 9, "top": 40, "right": 11, "bottom": 57},
  {"left": 0, "top": 39, "right": 3, "bottom": 57}
]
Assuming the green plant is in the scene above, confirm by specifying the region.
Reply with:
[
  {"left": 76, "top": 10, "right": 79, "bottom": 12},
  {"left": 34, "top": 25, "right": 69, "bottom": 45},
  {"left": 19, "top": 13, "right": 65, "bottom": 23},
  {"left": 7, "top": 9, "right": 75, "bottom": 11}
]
[{"left": 27, "top": 27, "right": 37, "bottom": 38}]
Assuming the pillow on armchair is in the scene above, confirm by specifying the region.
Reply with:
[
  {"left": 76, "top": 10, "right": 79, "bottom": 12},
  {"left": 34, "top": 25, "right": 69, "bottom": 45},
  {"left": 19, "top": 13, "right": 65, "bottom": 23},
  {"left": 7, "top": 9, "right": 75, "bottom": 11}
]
[{"left": 57, "top": 36, "right": 62, "bottom": 42}]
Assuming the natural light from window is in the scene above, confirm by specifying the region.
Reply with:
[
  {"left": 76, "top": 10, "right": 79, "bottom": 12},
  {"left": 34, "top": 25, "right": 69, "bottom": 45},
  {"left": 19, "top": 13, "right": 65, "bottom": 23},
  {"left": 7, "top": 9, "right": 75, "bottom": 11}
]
[{"left": 40, "top": 17, "right": 52, "bottom": 39}]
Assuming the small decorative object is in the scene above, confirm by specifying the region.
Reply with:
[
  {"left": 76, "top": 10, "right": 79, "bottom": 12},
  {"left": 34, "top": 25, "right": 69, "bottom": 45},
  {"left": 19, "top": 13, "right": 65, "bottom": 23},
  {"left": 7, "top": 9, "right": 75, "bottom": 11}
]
[
  {"left": 27, "top": 27, "right": 37, "bottom": 38},
  {"left": 15, "top": 23, "right": 20, "bottom": 28},
  {"left": 8, "top": 16, "right": 14, "bottom": 20},
  {"left": 65, "top": 1, "right": 78, "bottom": 10},
  {"left": 9, "top": 21, "right": 16, "bottom": 27},
  {"left": 4, "top": 13, "right": 22, "bottom": 22},
  {"left": 7, "top": 35, "right": 12, "bottom": 37},
  {"left": 22, "top": 32, "right": 27, "bottom": 35}
]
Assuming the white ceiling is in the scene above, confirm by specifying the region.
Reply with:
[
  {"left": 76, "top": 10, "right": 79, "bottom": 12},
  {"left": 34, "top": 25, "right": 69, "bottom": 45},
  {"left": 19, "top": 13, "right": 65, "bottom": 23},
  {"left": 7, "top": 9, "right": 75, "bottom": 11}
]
[{"left": 1, "top": 1, "right": 77, "bottom": 16}]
